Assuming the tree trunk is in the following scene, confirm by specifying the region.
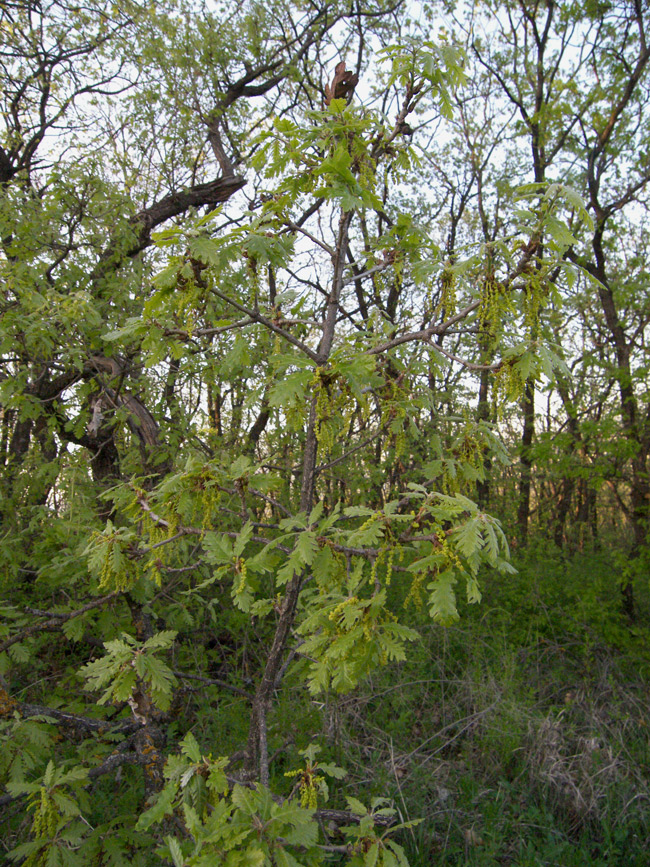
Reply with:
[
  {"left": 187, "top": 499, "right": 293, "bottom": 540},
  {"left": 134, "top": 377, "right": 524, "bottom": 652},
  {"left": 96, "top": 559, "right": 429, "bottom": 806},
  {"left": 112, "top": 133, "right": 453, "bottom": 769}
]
[
  {"left": 476, "top": 365, "right": 491, "bottom": 510},
  {"left": 517, "top": 379, "right": 535, "bottom": 543}
]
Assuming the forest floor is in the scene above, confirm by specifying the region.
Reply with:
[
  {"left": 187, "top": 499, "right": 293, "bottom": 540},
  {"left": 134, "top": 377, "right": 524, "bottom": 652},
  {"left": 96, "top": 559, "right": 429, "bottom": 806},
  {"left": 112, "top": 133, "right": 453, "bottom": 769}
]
[{"left": 309, "top": 546, "right": 650, "bottom": 866}]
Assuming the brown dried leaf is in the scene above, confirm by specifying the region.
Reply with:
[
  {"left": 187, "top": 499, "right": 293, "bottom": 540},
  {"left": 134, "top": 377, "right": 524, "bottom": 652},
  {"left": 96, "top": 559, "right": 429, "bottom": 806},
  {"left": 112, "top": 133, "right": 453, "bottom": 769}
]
[{"left": 324, "top": 60, "right": 359, "bottom": 106}]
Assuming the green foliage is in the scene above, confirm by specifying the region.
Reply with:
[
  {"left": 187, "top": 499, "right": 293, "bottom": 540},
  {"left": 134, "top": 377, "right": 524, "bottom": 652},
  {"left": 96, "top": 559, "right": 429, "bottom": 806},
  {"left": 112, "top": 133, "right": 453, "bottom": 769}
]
[
  {"left": 319, "top": 547, "right": 650, "bottom": 867},
  {"left": 7, "top": 762, "right": 90, "bottom": 867},
  {"left": 343, "top": 797, "right": 421, "bottom": 867},
  {"left": 3, "top": 0, "right": 650, "bottom": 864},
  {"left": 137, "top": 734, "right": 402, "bottom": 867},
  {"left": 0, "top": 716, "right": 56, "bottom": 789},
  {"left": 139, "top": 742, "right": 424, "bottom": 867},
  {"left": 284, "top": 744, "right": 346, "bottom": 809},
  {"left": 85, "top": 522, "right": 138, "bottom": 591},
  {"left": 81, "top": 631, "right": 178, "bottom": 711}
]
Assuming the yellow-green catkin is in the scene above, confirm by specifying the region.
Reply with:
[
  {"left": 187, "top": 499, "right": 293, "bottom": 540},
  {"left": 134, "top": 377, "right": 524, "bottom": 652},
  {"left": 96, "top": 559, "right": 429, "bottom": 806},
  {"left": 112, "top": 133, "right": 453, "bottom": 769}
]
[
  {"left": 95, "top": 535, "right": 130, "bottom": 592},
  {"left": 25, "top": 789, "right": 59, "bottom": 867},
  {"left": 405, "top": 571, "right": 426, "bottom": 609},
  {"left": 284, "top": 766, "right": 323, "bottom": 809},
  {"left": 439, "top": 267, "right": 456, "bottom": 318},
  {"left": 369, "top": 549, "right": 382, "bottom": 585},
  {"left": 146, "top": 559, "right": 163, "bottom": 587},
  {"left": 382, "top": 379, "right": 408, "bottom": 459},
  {"left": 312, "top": 367, "right": 352, "bottom": 456},
  {"left": 438, "top": 530, "right": 464, "bottom": 573},
  {"left": 197, "top": 471, "right": 220, "bottom": 530},
  {"left": 371, "top": 543, "right": 397, "bottom": 588},
  {"left": 479, "top": 277, "right": 499, "bottom": 336},
  {"left": 32, "top": 789, "right": 58, "bottom": 837},
  {"left": 328, "top": 596, "right": 359, "bottom": 631},
  {"left": 384, "top": 544, "right": 395, "bottom": 587},
  {"left": 300, "top": 775, "right": 322, "bottom": 809},
  {"left": 492, "top": 359, "right": 524, "bottom": 414}
]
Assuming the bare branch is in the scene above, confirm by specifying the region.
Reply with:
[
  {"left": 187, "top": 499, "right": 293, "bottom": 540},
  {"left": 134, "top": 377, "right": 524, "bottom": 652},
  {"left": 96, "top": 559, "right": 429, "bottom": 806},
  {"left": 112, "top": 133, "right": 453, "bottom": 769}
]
[{"left": 0, "top": 593, "right": 120, "bottom": 655}]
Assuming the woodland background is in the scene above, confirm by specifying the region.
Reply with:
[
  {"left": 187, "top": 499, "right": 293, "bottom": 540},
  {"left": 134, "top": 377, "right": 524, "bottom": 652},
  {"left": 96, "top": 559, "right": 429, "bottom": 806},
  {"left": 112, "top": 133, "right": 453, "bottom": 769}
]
[{"left": 1, "top": 0, "right": 650, "bottom": 864}]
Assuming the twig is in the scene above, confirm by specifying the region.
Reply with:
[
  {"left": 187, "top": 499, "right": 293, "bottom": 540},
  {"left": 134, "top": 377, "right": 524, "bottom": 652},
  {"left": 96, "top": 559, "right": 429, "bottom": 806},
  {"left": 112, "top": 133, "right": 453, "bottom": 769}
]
[
  {"left": 16, "top": 702, "right": 139, "bottom": 733},
  {"left": 172, "top": 670, "right": 253, "bottom": 700},
  {"left": 315, "top": 808, "right": 394, "bottom": 828},
  {"left": 401, "top": 701, "right": 500, "bottom": 770},
  {"left": 134, "top": 492, "right": 201, "bottom": 537},
  {"left": 286, "top": 222, "right": 335, "bottom": 255},
  {"left": 248, "top": 487, "right": 293, "bottom": 517},
  {"left": 430, "top": 341, "right": 503, "bottom": 371},
  {"left": 209, "top": 286, "right": 320, "bottom": 362},
  {"left": 315, "top": 430, "right": 383, "bottom": 473},
  {"left": 0, "top": 593, "right": 119, "bottom": 654},
  {"left": 165, "top": 317, "right": 254, "bottom": 339}
]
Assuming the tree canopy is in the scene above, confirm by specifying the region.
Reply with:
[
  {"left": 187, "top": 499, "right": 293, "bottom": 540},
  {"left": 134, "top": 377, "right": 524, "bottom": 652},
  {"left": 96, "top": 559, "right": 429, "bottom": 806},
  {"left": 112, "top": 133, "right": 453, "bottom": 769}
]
[{"left": 1, "top": 0, "right": 650, "bottom": 864}]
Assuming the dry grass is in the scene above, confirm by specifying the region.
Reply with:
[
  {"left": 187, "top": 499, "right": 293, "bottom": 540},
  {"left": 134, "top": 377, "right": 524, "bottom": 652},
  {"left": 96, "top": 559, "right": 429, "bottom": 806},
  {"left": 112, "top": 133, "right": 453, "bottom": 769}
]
[{"left": 320, "top": 621, "right": 650, "bottom": 865}]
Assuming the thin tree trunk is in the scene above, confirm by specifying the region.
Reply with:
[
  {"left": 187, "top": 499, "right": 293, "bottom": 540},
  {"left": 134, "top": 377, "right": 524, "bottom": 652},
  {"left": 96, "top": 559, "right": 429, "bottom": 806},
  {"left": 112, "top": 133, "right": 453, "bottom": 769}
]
[
  {"left": 244, "top": 211, "right": 352, "bottom": 782},
  {"left": 554, "top": 476, "right": 574, "bottom": 549},
  {"left": 517, "top": 379, "right": 535, "bottom": 543},
  {"left": 476, "top": 365, "right": 491, "bottom": 510}
]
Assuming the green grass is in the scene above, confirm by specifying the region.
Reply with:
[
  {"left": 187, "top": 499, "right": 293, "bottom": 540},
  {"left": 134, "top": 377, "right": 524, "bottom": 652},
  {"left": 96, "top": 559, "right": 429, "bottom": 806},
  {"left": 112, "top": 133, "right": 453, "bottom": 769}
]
[{"left": 319, "top": 547, "right": 650, "bottom": 865}]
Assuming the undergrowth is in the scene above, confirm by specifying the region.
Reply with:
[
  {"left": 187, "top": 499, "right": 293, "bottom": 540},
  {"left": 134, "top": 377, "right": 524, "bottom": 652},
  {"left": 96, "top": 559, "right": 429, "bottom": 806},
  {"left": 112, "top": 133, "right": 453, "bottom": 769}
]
[
  {"left": 3, "top": 548, "right": 648, "bottom": 865},
  {"left": 318, "top": 548, "right": 650, "bottom": 865}
]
